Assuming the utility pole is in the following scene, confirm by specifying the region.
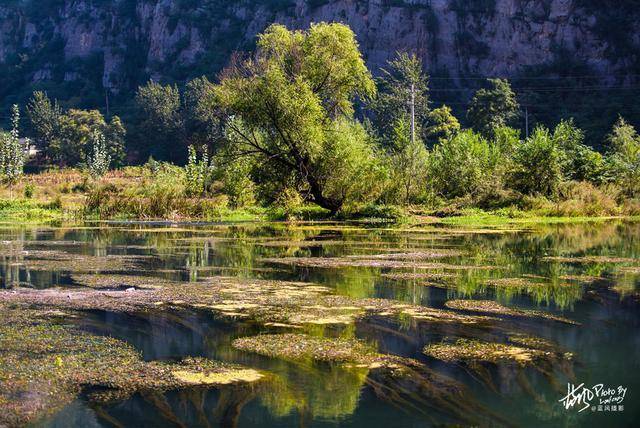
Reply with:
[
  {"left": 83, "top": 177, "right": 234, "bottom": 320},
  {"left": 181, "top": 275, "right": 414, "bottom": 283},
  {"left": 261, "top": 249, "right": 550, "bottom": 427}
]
[
  {"left": 105, "top": 90, "right": 110, "bottom": 118},
  {"left": 410, "top": 83, "right": 415, "bottom": 144},
  {"left": 525, "top": 107, "right": 529, "bottom": 138}
]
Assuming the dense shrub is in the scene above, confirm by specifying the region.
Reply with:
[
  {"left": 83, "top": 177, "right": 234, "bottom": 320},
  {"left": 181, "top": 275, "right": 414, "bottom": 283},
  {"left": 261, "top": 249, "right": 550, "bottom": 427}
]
[
  {"left": 606, "top": 117, "right": 640, "bottom": 197},
  {"left": 553, "top": 119, "right": 605, "bottom": 182},
  {"left": 429, "top": 129, "right": 499, "bottom": 198},
  {"left": 509, "top": 126, "right": 562, "bottom": 197},
  {"left": 384, "top": 118, "right": 429, "bottom": 204}
]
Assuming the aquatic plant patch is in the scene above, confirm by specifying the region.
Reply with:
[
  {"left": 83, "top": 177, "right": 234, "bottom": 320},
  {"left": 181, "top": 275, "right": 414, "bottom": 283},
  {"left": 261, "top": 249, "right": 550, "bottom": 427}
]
[
  {"left": 262, "top": 256, "right": 499, "bottom": 271},
  {"left": 423, "top": 338, "right": 569, "bottom": 365},
  {"left": 0, "top": 303, "right": 264, "bottom": 427},
  {"left": 71, "top": 274, "right": 178, "bottom": 290},
  {"left": 444, "top": 300, "right": 579, "bottom": 325},
  {"left": 232, "top": 333, "right": 511, "bottom": 426},
  {"left": 4, "top": 249, "right": 150, "bottom": 273},
  {"left": 543, "top": 255, "right": 638, "bottom": 264},
  {"left": 232, "top": 334, "right": 381, "bottom": 365}
]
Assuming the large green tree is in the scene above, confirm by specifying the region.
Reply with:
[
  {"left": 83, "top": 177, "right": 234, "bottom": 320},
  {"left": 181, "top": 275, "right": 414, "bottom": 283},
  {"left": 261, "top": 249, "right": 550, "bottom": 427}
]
[
  {"left": 211, "top": 23, "right": 382, "bottom": 213},
  {"left": 26, "top": 91, "right": 62, "bottom": 159},
  {"left": 553, "top": 118, "right": 604, "bottom": 183},
  {"left": 26, "top": 91, "right": 125, "bottom": 168},
  {"left": 134, "top": 77, "right": 218, "bottom": 162},
  {"left": 55, "top": 109, "right": 126, "bottom": 167},
  {"left": 467, "top": 78, "right": 520, "bottom": 137},
  {"left": 429, "top": 129, "right": 498, "bottom": 198},
  {"left": 509, "top": 126, "right": 563, "bottom": 197},
  {"left": 369, "top": 52, "right": 430, "bottom": 143}
]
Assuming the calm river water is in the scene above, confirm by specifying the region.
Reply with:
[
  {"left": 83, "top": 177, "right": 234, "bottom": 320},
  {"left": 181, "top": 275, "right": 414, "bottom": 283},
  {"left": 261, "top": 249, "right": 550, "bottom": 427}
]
[{"left": 1, "top": 220, "right": 638, "bottom": 427}]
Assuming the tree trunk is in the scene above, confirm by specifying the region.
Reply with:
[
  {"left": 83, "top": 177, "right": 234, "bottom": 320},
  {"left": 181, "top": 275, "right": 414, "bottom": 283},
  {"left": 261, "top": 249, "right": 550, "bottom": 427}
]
[{"left": 306, "top": 173, "right": 341, "bottom": 215}]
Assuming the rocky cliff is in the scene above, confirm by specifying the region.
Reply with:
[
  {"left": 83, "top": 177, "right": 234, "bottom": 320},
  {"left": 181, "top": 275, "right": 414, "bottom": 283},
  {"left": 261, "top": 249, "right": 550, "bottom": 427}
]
[{"left": 0, "top": 0, "right": 638, "bottom": 104}]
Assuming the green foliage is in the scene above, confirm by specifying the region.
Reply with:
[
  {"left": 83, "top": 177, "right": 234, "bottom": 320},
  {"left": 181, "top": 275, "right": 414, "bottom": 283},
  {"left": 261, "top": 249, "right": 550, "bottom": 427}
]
[
  {"left": 339, "top": 204, "right": 407, "bottom": 222},
  {"left": 553, "top": 119, "right": 605, "bottom": 182},
  {"left": 53, "top": 109, "right": 125, "bottom": 167},
  {"left": 215, "top": 142, "right": 255, "bottom": 209},
  {"left": 213, "top": 23, "right": 376, "bottom": 213},
  {"left": 605, "top": 117, "right": 640, "bottom": 197},
  {"left": 316, "top": 119, "right": 388, "bottom": 209},
  {"left": 26, "top": 91, "right": 62, "bottom": 153},
  {"left": 425, "top": 105, "right": 460, "bottom": 144},
  {"left": 385, "top": 118, "right": 429, "bottom": 204},
  {"left": 134, "top": 78, "right": 219, "bottom": 162},
  {"left": 369, "top": 52, "right": 430, "bottom": 142},
  {"left": 184, "top": 145, "right": 214, "bottom": 197},
  {"left": 429, "top": 129, "right": 498, "bottom": 198},
  {"left": 86, "top": 131, "right": 110, "bottom": 179},
  {"left": 467, "top": 78, "right": 519, "bottom": 137},
  {"left": 26, "top": 92, "right": 125, "bottom": 167},
  {"left": 492, "top": 126, "right": 520, "bottom": 156},
  {"left": 134, "top": 81, "right": 184, "bottom": 162},
  {"left": 23, "top": 183, "right": 34, "bottom": 199},
  {"left": 0, "top": 105, "right": 28, "bottom": 185},
  {"left": 509, "top": 126, "right": 562, "bottom": 197}
]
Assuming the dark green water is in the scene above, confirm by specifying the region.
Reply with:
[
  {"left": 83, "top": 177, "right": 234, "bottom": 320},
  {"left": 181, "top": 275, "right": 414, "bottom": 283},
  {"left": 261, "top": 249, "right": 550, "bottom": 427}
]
[{"left": 1, "top": 220, "right": 639, "bottom": 427}]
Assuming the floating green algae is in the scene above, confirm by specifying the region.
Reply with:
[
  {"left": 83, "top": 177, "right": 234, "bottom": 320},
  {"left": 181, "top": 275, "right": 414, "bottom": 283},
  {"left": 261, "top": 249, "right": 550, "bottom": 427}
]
[
  {"left": 444, "top": 299, "right": 579, "bottom": 325},
  {"left": 2, "top": 276, "right": 496, "bottom": 330},
  {"left": 424, "top": 338, "right": 553, "bottom": 365},
  {"left": 0, "top": 303, "right": 264, "bottom": 427},
  {"left": 232, "top": 334, "right": 381, "bottom": 365},
  {"left": 5, "top": 249, "right": 148, "bottom": 273},
  {"left": 543, "top": 255, "right": 638, "bottom": 264},
  {"left": 70, "top": 274, "right": 174, "bottom": 290},
  {"left": 262, "top": 256, "right": 499, "bottom": 270}
]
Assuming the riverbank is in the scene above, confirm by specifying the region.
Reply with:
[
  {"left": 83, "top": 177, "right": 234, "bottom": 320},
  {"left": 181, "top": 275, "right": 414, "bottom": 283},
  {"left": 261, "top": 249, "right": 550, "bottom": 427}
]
[{"left": 0, "top": 168, "right": 638, "bottom": 225}]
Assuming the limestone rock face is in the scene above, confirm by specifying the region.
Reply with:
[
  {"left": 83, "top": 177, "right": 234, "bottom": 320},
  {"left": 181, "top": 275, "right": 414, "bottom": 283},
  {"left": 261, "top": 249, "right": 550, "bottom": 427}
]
[{"left": 0, "top": 0, "right": 637, "bottom": 92}]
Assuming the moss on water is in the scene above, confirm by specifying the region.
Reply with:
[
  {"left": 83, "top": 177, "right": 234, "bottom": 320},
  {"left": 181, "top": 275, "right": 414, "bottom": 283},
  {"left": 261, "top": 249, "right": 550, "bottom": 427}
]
[
  {"left": 71, "top": 274, "right": 175, "bottom": 290},
  {"left": 543, "top": 255, "right": 638, "bottom": 264},
  {"left": 0, "top": 303, "right": 265, "bottom": 426},
  {"left": 232, "top": 334, "right": 381, "bottom": 365},
  {"left": 444, "top": 300, "right": 579, "bottom": 325},
  {"left": 424, "top": 339, "right": 550, "bottom": 365},
  {"left": 232, "top": 333, "right": 510, "bottom": 426},
  {"left": 171, "top": 368, "right": 264, "bottom": 385},
  {"left": 0, "top": 249, "right": 149, "bottom": 273},
  {"left": 262, "top": 256, "right": 499, "bottom": 270}
]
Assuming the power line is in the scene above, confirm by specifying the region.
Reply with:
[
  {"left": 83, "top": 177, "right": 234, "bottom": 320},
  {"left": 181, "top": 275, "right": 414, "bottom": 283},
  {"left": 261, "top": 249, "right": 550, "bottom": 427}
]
[
  {"left": 430, "top": 85, "right": 640, "bottom": 92},
  {"left": 428, "top": 74, "right": 640, "bottom": 81}
]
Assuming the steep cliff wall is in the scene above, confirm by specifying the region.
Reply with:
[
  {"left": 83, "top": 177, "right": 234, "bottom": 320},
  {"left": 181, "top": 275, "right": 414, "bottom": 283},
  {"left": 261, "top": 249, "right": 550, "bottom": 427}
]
[{"left": 1, "top": 0, "right": 638, "bottom": 96}]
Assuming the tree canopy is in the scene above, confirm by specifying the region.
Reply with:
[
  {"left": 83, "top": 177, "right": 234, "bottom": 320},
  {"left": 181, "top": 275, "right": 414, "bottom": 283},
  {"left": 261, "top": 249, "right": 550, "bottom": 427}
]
[
  {"left": 467, "top": 78, "right": 520, "bottom": 137},
  {"left": 211, "top": 22, "right": 378, "bottom": 212}
]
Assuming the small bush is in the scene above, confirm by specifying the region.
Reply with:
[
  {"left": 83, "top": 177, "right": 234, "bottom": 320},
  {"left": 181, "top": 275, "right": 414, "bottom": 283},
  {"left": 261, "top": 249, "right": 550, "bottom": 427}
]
[
  {"left": 339, "top": 204, "right": 407, "bottom": 222},
  {"left": 23, "top": 184, "right": 34, "bottom": 199}
]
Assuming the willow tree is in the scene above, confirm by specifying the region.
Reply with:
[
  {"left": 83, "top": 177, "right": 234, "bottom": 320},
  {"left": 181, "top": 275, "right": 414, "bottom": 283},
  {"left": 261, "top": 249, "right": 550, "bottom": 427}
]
[{"left": 212, "top": 23, "right": 384, "bottom": 213}]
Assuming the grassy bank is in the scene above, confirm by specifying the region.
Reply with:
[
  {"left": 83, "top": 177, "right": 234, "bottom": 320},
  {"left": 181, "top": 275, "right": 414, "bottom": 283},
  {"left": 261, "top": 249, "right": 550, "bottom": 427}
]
[{"left": 0, "top": 168, "right": 638, "bottom": 225}]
